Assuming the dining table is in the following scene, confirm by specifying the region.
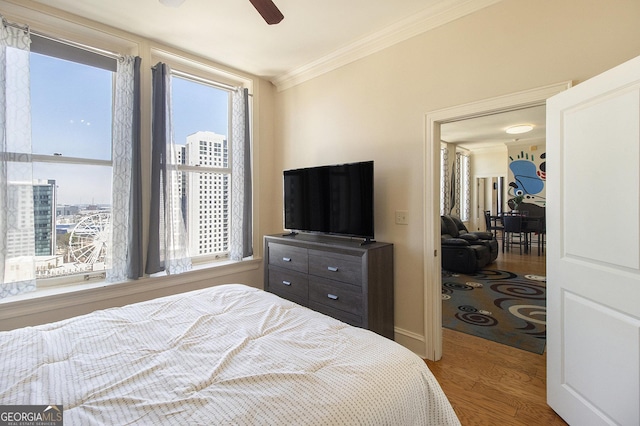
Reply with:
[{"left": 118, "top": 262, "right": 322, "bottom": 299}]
[{"left": 498, "top": 212, "right": 545, "bottom": 255}]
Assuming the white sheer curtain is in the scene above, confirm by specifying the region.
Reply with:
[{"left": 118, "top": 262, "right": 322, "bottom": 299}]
[
  {"left": 230, "top": 87, "right": 252, "bottom": 261},
  {"left": 163, "top": 66, "right": 191, "bottom": 274},
  {"left": 451, "top": 152, "right": 461, "bottom": 217},
  {"left": 0, "top": 23, "right": 35, "bottom": 299},
  {"left": 440, "top": 145, "right": 449, "bottom": 216},
  {"left": 106, "top": 56, "right": 136, "bottom": 282},
  {"left": 459, "top": 152, "right": 470, "bottom": 221},
  {"left": 146, "top": 63, "right": 191, "bottom": 275}
]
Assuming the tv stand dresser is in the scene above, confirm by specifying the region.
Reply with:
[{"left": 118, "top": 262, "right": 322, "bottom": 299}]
[{"left": 264, "top": 233, "right": 394, "bottom": 339}]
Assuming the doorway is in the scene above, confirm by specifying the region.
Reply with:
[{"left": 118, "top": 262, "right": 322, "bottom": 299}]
[
  {"left": 422, "top": 82, "right": 571, "bottom": 361},
  {"left": 477, "top": 176, "right": 504, "bottom": 218}
]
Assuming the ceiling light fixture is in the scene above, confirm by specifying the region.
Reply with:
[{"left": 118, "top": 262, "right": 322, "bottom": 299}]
[
  {"left": 505, "top": 124, "right": 534, "bottom": 135},
  {"left": 159, "top": 0, "right": 186, "bottom": 7}
]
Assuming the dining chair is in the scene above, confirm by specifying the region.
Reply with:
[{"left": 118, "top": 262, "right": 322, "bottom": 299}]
[
  {"left": 484, "top": 211, "right": 503, "bottom": 240},
  {"left": 502, "top": 215, "right": 525, "bottom": 254},
  {"left": 523, "top": 216, "right": 545, "bottom": 256}
]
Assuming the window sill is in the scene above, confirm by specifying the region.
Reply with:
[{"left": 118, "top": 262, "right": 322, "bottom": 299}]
[{"left": 0, "top": 257, "right": 263, "bottom": 328}]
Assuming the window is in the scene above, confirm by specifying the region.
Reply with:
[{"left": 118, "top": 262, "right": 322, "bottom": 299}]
[
  {"left": 170, "top": 74, "right": 232, "bottom": 261},
  {"left": 1, "top": 15, "right": 254, "bottom": 304},
  {"left": 29, "top": 36, "right": 116, "bottom": 281}
]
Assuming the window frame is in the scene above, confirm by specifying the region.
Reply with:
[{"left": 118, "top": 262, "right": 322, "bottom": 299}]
[
  {"left": 29, "top": 35, "right": 118, "bottom": 287},
  {"left": 151, "top": 49, "right": 254, "bottom": 267}
]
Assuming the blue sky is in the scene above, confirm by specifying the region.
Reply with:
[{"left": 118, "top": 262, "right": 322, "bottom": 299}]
[
  {"left": 30, "top": 53, "right": 229, "bottom": 205},
  {"left": 172, "top": 76, "right": 229, "bottom": 143}
]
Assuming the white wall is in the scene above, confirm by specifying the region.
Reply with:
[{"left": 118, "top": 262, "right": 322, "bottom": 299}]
[{"left": 272, "top": 0, "right": 640, "bottom": 352}]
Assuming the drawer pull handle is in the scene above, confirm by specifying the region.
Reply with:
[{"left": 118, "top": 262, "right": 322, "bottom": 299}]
[
  {"left": 282, "top": 280, "right": 291, "bottom": 286},
  {"left": 282, "top": 257, "right": 291, "bottom": 262},
  {"left": 327, "top": 266, "right": 339, "bottom": 272},
  {"left": 327, "top": 294, "right": 339, "bottom": 300}
]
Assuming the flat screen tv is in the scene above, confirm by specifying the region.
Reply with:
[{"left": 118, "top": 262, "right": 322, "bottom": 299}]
[{"left": 284, "top": 161, "right": 374, "bottom": 243}]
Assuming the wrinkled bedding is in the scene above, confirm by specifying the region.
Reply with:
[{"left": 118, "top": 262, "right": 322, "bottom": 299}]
[{"left": 1, "top": 284, "right": 459, "bottom": 425}]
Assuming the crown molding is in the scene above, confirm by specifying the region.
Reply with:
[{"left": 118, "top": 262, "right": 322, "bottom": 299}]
[{"left": 272, "top": 0, "right": 503, "bottom": 91}]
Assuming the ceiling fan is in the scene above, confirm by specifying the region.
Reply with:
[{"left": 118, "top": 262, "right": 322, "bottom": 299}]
[
  {"left": 159, "top": 0, "right": 284, "bottom": 25},
  {"left": 248, "top": 0, "right": 284, "bottom": 25}
]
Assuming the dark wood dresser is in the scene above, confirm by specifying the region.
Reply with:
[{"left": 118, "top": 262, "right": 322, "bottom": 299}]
[{"left": 264, "top": 233, "right": 394, "bottom": 339}]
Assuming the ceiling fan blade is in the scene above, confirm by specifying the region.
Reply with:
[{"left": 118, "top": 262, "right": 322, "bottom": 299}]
[{"left": 248, "top": 0, "right": 284, "bottom": 25}]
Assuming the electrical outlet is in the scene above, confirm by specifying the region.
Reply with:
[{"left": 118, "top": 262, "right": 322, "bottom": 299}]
[{"left": 395, "top": 210, "right": 408, "bottom": 225}]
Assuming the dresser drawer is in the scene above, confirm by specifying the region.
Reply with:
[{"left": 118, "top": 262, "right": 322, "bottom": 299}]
[
  {"left": 309, "top": 300, "right": 362, "bottom": 328},
  {"left": 268, "top": 267, "right": 308, "bottom": 305},
  {"left": 268, "top": 243, "right": 308, "bottom": 273},
  {"left": 308, "top": 250, "right": 362, "bottom": 286},
  {"left": 308, "top": 276, "right": 362, "bottom": 317}
]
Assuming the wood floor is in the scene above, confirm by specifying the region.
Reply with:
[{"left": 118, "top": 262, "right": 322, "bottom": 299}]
[{"left": 426, "top": 248, "right": 568, "bottom": 425}]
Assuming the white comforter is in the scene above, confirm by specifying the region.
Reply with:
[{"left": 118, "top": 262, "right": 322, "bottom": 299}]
[{"left": 1, "top": 284, "right": 460, "bottom": 425}]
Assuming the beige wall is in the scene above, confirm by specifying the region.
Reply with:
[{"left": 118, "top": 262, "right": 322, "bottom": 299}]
[
  {"left": 471, "top": 148, "right": 508, "bottom": 179},
  {"left": 272, "top": 0, "right": 640, "bottom": 350},
  {"left": 470, "top": 146, "right": 508, "bottom": 230}
]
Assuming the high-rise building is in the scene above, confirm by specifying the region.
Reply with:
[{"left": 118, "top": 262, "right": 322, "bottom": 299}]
[
  {"left": 56, "top": 205, "right": 80, "bottom": 216},
  {"left": 6, "top": 182, "right": 35, "bottom": 259},
  {"left": 177, "top": 145, "right": 187, "bottom": 220},
  {"left": 182, "top": 131, "right": 229, "bottom": 256},
  {"left": 33, "top": 179, "right": 57, "bottom": 256}
]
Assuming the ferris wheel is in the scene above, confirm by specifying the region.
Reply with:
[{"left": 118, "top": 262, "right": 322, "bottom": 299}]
[{"left": 69, "top": 212, "right": 111, "bottom": 265}]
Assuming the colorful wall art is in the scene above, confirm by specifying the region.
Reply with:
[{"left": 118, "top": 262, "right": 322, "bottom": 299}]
[{"left": 508, "top": 144, "right": 546, "bottom": 207}]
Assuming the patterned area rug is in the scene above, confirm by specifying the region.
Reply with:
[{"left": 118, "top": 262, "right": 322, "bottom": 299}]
[{"left": 442, "top": 269, "right": 547, "bottom": 354}]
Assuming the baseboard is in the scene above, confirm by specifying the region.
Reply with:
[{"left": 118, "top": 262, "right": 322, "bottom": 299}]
[{"left": 394, "top": 326, "right": 426, "bottom": 358}]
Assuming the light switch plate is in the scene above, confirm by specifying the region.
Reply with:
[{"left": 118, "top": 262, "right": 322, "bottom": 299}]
[{"left": 395, "top": 210, "right": 408, "bottom": 225}]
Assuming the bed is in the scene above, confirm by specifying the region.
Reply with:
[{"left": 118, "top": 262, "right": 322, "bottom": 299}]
[{"left": 0, "top": 284, "right": 460, "bottom": 425}]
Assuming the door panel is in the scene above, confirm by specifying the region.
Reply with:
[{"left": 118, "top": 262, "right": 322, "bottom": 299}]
[
  {"left": 563, "top": 89, "right": 640, "bottom": 269},
  {"left": 563, "top": 292, "right": 640, "bottom": 426},
  {"left": 547, "top": 55, "right": 640, "bottom": 425}
]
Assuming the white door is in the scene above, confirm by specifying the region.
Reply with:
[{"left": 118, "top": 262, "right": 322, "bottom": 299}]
[{"left": 547, "top": 55, "right": 640, "bottom": 425}]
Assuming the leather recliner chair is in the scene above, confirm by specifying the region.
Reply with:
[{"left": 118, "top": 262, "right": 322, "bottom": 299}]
[
  {"left": 440, "top": 216, "right": 491, "bottom": 274},
  {"left": 444, "top": 215, "right": 499, "bottom": 262}
]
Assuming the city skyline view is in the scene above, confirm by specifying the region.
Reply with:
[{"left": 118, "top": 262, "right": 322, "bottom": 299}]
[
  {"left": 4, "top": 36, "right": 237, "bottom": 284},
  {"left": 30, "top": 52, "right": 229, "bottom": 206}
]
